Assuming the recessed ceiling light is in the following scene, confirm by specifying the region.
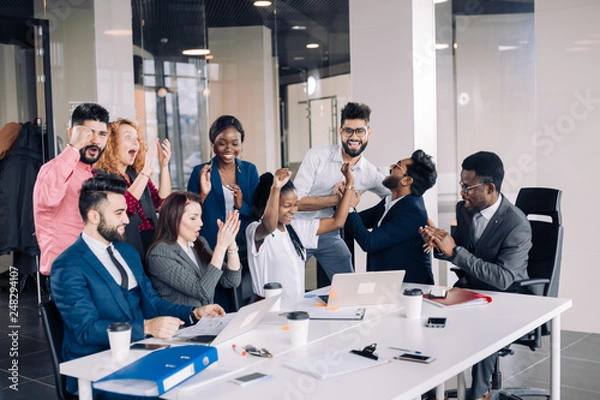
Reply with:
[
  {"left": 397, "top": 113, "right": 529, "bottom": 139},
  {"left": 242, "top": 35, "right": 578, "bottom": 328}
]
[
  {"left": 205, "top": 55, "right": 214, "bottom": 60},
  {"left": 435, "top": 43, "right": 449, "bottom": 50},
  {"left": 575, "top": 39, "right": 600, "bottom": 45},
  {"left": 104, "top": 29, "right": 132, "bottom": 36},
  {"left": 291, "top": 25, "right": 306, "bottom": 30},
  {"left": 182, "top": 49, "right": 211, "bottom": 56},
  {"left": 306, "top": 43, "right": 319, "bottom": 49},
  {"left": 567, "top": 47, "right": 591, "bottom": 52},
  {"left": 254, "top": 1, "right": 272, "bottom": 6},
  {"left": 498, "top": 45, "right": 518, "bottom": 51},
  {"left": 434, "top": 0, "right": 449, "bottom": 3},
  {"left": 293, "top": 56, "right": 305, "bottom": 60}
]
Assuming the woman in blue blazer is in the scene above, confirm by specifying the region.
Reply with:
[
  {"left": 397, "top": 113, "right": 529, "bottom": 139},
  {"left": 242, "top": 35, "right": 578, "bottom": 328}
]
[{"left": 187, "top": 115, "right": 259, "bottom": 311}]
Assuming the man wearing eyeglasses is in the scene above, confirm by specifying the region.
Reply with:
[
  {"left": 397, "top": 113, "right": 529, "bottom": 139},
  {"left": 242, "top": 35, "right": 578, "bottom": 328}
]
[
  {"left": 294, "top": 102, "right": 389, "bottom": 284},
  {"left": 420, "top": 151, "right": 531, "bottom": 400},
  {"left": 345, "top": 150, "right": 437, "bottom": 284}
]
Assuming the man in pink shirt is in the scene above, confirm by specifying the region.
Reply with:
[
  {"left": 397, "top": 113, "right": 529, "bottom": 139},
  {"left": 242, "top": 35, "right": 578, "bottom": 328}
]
[{"left": 34, "top": 103, "right": 110, "bottom": 277}]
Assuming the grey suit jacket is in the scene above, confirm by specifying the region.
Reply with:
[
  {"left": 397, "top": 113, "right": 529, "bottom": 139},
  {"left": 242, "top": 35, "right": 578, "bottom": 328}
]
[
  {"left": 437, "top": 195, "right": 532, "bottom": 291},
  {"left": 147, "top": 237, "right": 242, "bottom": 307}
]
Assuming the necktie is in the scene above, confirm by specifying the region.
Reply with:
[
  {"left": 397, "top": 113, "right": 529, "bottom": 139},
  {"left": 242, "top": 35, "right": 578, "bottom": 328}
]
[
  {"left": 107, "top": 246, "right": 129, "bottom": 290},
  {"left": 472, "top": 212, "right": 486, "bottom": 245}
]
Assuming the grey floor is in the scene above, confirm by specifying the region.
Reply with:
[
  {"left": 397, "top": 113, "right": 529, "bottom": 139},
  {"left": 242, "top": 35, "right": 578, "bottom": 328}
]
[{"left": 1, "top": 275, "right": 599, "bottom": 400}]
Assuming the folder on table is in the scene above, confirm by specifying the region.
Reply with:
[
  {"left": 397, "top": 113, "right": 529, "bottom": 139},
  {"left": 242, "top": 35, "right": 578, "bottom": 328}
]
[
  {"left": 423, "top": 287, "right": 492, "bottom": 309},
  {"left": 93, "top": 345, "right": 218, "bottom": 396}
]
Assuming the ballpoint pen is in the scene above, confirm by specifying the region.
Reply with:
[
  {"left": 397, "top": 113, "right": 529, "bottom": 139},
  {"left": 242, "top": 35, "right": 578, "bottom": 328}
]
[
  {"left": 232, "top": 344, "right": 247, "bottom": 356},
  {"left": 389, "top": 346, "right": 422, "bottom": 354}
]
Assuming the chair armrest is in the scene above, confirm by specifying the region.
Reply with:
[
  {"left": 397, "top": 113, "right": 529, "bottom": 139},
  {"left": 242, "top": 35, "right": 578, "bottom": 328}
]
[{"left": 516, "top": 278, "right": 550, "bottom": 288}]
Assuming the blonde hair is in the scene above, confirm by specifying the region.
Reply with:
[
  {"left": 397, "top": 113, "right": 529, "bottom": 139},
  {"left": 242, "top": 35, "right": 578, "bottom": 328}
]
[{"left": 94, "top": 118, "right": 147, "bottom": 176}]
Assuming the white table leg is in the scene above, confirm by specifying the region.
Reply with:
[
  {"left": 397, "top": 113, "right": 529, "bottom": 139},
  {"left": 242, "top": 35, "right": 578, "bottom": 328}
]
[
  {"left": 436, "top": 383, "right": 444, "bottom": 399},
  {"left": 78, "top": 378, "right": 93, "bottom": 400},
  {"left": 457, "top": 370, "right": 467, "bottom": 400},
  {"left": 551, "top": 314, "right": 561, "bottom": 400}
]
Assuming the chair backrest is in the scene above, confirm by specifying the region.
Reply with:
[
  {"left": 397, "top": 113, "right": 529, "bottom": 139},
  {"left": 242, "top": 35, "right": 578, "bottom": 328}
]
[
  {"left": 515, "top": 187, "right": 564, "bottom": 298},
  {"left": 39, "top": 300, "right": 70, "bottom": 400}
]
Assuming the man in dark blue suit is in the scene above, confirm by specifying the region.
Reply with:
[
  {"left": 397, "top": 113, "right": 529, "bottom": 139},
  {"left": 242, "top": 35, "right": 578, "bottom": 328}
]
[
  {"left": 51, "top": 174, "right": 225, "bottom": 396},
  {"left": 345, "top": 149, "right": 437, "bottom": 284}
]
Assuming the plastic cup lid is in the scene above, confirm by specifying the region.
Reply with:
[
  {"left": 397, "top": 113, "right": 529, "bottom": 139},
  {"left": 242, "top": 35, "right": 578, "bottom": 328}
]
[
  {"left": 403, "top": 288, "right": 424, "bottom": 296},
  {"left": 107, "top": 322, "right": 132, "bottom": 332},
  {"left": 286, "top": 311, "right": 310, "bottom": 320},
  {"left": 264, "top": 282, "right": 283, "bottom": 290}
]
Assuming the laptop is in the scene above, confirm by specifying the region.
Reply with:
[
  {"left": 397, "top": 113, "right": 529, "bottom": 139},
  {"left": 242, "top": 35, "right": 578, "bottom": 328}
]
[
  {"left": 174, "top": 295, "right": 279, "bottom": 346},
  {"left": 319, "top": 271, "right": 406, "bottom": 307}
]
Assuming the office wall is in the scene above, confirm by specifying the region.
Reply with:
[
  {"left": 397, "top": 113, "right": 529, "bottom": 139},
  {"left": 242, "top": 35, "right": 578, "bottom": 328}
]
[
  {"left": 207, "top": 26, "right": 280, "bottom": 174},
  {"left": 536, "top": 0, "right": 600, "bottom": 333}
]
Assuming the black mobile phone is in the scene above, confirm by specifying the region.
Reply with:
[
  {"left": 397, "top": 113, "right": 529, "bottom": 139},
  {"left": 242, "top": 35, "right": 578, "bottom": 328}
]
[
  {"left": 130, "top": 343, "right": 170, "bottom": 350},
  {"left": 230, "top": 372, "right": 272, "bottom": 386},
  {"left": 426, "top": 317, "right": 447, "bottom": 328},
  {"left": 394, "top": 353, "right": 435, "bottom": 364}
]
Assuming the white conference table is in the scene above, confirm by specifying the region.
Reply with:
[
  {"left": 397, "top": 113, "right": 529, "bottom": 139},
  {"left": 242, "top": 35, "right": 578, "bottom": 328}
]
[{"left": 60, "top": 286, "right": 572, "bottom": 400}]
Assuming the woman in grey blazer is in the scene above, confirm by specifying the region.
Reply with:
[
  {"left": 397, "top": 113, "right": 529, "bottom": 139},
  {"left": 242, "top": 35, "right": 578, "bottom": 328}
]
[{"left": 147, "top": 191, "right": 242, "bottom": 307}]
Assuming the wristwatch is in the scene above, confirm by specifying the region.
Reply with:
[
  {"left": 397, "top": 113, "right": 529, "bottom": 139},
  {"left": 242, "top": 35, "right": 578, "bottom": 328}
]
[{"left": 349, "top": 207, "right": 357, "bottom": 213}]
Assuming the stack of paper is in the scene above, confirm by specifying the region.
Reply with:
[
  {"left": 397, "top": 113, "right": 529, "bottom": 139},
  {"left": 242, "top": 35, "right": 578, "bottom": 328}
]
[
  {"left": 285, "top": 350, "right": 390, "bottom": 379},
  {"left": 423, "top": 287, "right": 492, "bottom": 309}
]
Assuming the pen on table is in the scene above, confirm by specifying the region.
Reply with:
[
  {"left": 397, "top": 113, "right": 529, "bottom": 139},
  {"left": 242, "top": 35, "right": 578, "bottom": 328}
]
[
  {"left": 232, "top": 344, "right": 247, "bottom": 356},
  {"left": 389, "top": 346, "right": 422, "bottom": 354}
]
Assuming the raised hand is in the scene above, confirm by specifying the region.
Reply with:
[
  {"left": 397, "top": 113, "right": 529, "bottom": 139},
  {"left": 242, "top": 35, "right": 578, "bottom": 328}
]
[
  {"left": 272, "top": 168, "right": 292, "bottom": 189},
  {"left": 157, "top": 138, "right": 171, "bottom": 168},
  {"left": 340, "top": 162, "right": 355, "bottom": 187},
  {"left": 199, "top": 164, "right": 212, "bottom": 198},
  {"left": 216, "top": 210, "right": 241, "bottom": 249},
  {"left": 141, "top": 139, "right": 158, "bottom": 177},
  {"left": 69, "top": 125, "right": 92, "bottom": 150},
  {"left": 226, "top": 183, "right": 244, "bottom": 210}
]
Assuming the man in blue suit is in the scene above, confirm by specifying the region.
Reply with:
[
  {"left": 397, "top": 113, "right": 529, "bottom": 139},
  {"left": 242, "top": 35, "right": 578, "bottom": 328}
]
[
  {"left": 345, "top": 149, "right": 437, "bottom": 284},
  {"left": 51, "top": 174, "right": 225, "bottom": 395}
]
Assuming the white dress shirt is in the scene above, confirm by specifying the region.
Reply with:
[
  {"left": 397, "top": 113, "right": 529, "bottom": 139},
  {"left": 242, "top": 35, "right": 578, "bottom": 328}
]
[
  {"left": 178, "top": 241, "right": 200, "bottom": 267},
  {"left": 378, "top": 195, "right": 405, "bottom": 227},
  {"left": 81, "top": 232, "right": 138, "bottom": 290},
  {"left": 293, "top": 144, "right": 389, "bottom": 220}
]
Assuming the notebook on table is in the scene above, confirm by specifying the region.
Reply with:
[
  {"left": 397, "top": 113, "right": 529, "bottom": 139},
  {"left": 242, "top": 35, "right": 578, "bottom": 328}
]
[
  {"left": 318, "top": 271, "right": 406, "bottom": 307},
  {"left": 422, "top": 287, "right": 492, "bottom": 309},
  {"left": 174, "top": 295, "right": 279, "bottom": 345}
]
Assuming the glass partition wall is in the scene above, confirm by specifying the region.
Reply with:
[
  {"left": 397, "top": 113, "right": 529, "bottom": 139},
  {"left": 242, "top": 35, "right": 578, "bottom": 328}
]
[{"left": 131, "top": 0, "right": 350, "bottom": 188}]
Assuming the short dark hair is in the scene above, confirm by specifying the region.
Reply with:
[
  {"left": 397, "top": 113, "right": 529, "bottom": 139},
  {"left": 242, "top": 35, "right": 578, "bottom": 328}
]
[
  {"left": 340, "top": 102, "right": 371, "bottom": 125},
  {"left": 461, "top": 151, "right": 504, "bottom": 193},
  {"left": 406, "top": 150, "right": 437, "bottom": 196},
  {"left": 79, "top": 173, "right": 127, "bottom": 222},
  {"left": 209, "top": 115, "right": 245, "bottom": 143},
  {"left": 71, "top": 103, "right": 110, "bottom": 127}
]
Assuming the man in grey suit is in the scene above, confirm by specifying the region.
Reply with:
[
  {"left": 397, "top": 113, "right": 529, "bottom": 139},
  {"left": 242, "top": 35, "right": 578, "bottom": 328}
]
[{"left": 420, "top": 151, "right": 532, "bottom": 400}]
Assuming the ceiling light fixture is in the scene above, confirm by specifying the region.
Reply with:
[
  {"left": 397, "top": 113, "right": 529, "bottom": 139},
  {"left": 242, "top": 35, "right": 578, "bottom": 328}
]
[
  {"left": 205, "top": 55, "right": 214, "bottom": 60},
  {"left": 291, "top": 25, "right": 306, "bottom": 30},
  {"left": 435, "top": 43, "right": 449, "bottom": 50},
  {"left": 306, "top": 43, "right": 319, "bottom": 49},
  {"left": 254, "top": 1, "right": 272, "bottom": 6},
  {"left": 182, "top": 49, "right": 211, "bottom": 56}
]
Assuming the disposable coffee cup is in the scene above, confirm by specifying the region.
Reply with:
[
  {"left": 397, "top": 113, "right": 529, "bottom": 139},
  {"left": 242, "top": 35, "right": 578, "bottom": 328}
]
[
  {"left": 403, "top": 288, "right": 423, "bottom": 319},
  {"left": 107, "top": 322, "right": 132, "bottom": 363},
  {"left": 264, "top": 282, "right": 283, "bottom": 311},
  {"left": 287, "top": 311, "right": 310, "bottom": 346}
]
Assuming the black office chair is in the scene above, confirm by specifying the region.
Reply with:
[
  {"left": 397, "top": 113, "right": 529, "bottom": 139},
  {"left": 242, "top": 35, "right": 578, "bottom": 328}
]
[
  {"left": 39, "top": 300, "right": 78, "bottom": 400},
  {"left": 491, "top": 187, "right": 563, "bottom": 399}
]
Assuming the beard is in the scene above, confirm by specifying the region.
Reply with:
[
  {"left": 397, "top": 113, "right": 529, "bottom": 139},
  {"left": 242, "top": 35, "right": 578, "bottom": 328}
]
[
  {"left": 342, "top": 139, "right": 369, "bottom": 158},
  {"left": 382, "top": 175, "right": 401, "bottom": 189},
  {"left": 98, "top": 215, "right": 126, "bottom": 243},
  {"left": 80, "top": 145, "right": 105, "bottom": 165}
]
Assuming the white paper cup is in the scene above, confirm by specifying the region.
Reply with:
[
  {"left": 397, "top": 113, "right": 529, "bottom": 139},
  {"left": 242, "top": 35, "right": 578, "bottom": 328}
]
[
  {"left": 264, "top": 282, "right": 283, "bottom": 312},
  {"left": 287, "top": 311, "right": 310, "bottom": 346},
  {"left": 107, "top": 322, "right": 132, "bottom": 363},
  {"left": 403, "top": 288, "right": 423, "bottom": 319}
]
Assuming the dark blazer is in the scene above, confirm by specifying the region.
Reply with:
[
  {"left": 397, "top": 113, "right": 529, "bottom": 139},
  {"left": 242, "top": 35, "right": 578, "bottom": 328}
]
[
  {"left": 147, "top": 239, "right": 241, "bottom": 307},
  {"left": 187, "top": 156, "right": 259, "bottom": 251},
  {"left": 346, "top": 195, "right": 433, "bottom": 284},
  {"left": 437, "top": 196, "right": 532, "bottom": 291},
  {"left": 51, "top": 236, "right": 192, "bottom": 365}
]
